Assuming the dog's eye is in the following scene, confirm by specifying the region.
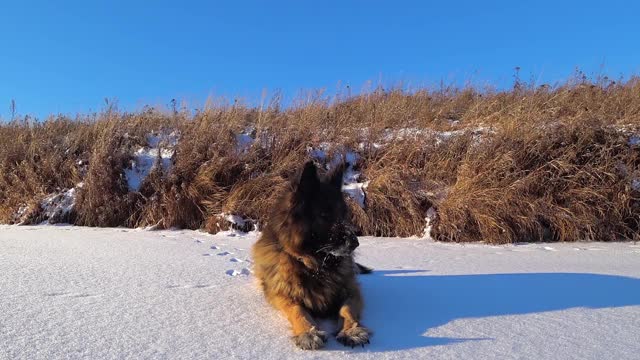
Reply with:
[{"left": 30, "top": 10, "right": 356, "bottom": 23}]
[{"left": 319, "top": 212, "right": 330, "bottom": 219}]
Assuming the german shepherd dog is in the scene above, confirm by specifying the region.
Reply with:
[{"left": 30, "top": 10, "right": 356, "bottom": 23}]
[{"left": 252, "top": 161, "right": 372, "bottom": 350}]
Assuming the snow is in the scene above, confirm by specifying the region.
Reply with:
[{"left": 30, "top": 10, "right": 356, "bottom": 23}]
[
  {"left": 422, "top": 207, "right": 437, "bottom": 239},
  {"left": 124, "top": 132, "right": 178, "bottom": 191},
  {"left": 38, "top": 187, "right": 78, "bottom": 223},
  {"left": 308, "top": 145, "right": 369, "bottom": 207},
  {"left": 304, "top": 126, "right": 491, "bottom": 209},
  {"left": 1, "top": 225, "right": 639, "bottom": 360},
  {"left": 222, "top": 213, "right": 250, "bottom": 229},
  {"left": 214, "top": 213, "right": 257, "bottom": 233},
  {"left": 13, "top": 183, "right": 83, "bottom": 224},
  {"left": 13, "top": 205, "right": 30, "bottom": 222},
  {"left": 379, "top": 127, "right": 490, "bottom": 145},
  {"left": 341, "top": 181, "right": 369, "bottom": 208},
  {"left": 235, "top": 130, "right": 255, "bottom": 154}
]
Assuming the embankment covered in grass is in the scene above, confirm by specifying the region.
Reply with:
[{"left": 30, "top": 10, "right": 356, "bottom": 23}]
[{"left": 2, "top": 76, "right": 640, "bottom": 243}]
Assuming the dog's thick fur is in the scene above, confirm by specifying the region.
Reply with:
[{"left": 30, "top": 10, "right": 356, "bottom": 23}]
[{"left": 252, "top": 161, "right": 371, "bottom": 350}]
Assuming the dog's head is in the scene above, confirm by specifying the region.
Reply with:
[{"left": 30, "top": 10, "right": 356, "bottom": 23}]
[{"left": 288, "top": 161, "right": 359, "bottom": 257}]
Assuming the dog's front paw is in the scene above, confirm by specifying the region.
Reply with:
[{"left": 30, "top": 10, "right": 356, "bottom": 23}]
[
  {"left": 336, "top": 326, "right": 370, "bottom": 348},
  {"left": 293, "top": 326, "right": 327, "bottom": 350}
]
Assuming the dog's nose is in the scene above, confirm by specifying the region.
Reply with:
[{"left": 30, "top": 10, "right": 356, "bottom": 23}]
[{"left": 348, "top": 237, "right": 359, "bottom": 251}]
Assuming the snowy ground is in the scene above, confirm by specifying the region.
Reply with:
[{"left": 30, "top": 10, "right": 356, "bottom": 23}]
[{"left": 1, "top": 226, "right": 639, "bottom": 360}]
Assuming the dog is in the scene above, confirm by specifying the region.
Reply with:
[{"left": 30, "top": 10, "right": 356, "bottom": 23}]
[{"left": 252, "top": 161, "right": 372, "bottom": 350}]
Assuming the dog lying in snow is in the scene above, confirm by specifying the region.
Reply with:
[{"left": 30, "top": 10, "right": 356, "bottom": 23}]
[{"left": 252, "top": 161, "right": 372, "bottom": 350}]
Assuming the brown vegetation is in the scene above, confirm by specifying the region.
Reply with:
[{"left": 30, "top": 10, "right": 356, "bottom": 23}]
[{"left": 2, "top": 74, "right": 640, "bottom": 243}]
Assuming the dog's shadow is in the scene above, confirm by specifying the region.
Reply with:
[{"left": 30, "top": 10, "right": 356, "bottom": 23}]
[{"left": 331, "top": 270, "right": 640, "bottom": 352}]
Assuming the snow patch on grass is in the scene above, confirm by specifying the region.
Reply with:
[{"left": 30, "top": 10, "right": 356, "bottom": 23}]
[
  {"left": 308, "top": 144, "right": 369, "bottom": 208},
  {"left": 39, "top": 187, "right": 78, "bottom": 223},
  {"left": 223, "top": 213, "right": 256, "bottom": 231},
  {"left": 14, "top": 182, "right": 85, "bottom": 224},
  {"left": 342, "top": 181, "right": 369, "bottom": 208},
  {"left": 224, "top": 213, "right": 247, "bottom": 227},
  {"left": 235, "top": 128, "right": 255, "bottom": 154},
  {"left": 381, "top": 126, "right": 490, "bottom": 144},
  {"left": 125, "top": 131, "right": 179, "bottom": 191},
  {"left": 214, "top": 213, "right": 258, "bottom": 234},
  {"left": 422, "top": 207, "right": 437, "bottom": 240}
]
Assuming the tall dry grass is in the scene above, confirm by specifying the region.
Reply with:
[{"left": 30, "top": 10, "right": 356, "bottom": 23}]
[{"left": 2, "top": 74, "right": 640, "bottom": 242}]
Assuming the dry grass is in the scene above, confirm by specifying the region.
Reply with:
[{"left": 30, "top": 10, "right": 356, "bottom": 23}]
[{"left": 2, "top": 74, "right": 640, "bottom": 243}]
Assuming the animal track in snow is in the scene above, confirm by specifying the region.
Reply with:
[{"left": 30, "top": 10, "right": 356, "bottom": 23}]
[
  {"left": 225, "top": 268, "right": 251, "bottom": 277},
  {"left": 73, "top": 293, "right": 101, "bottom": 298},
  {"left": 166, "top": 284, "right": 212, "bottom": 289},
  {"left": 190, "top": 233, "right": 252, "bottom": 277},
  {"left": 45, "top": 292, "right": 100, "bottom": 298}
]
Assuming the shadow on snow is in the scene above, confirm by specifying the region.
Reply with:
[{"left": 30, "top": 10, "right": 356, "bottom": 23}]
[{"left": 330, "top": 270, "right": 640, "bottom": 352}]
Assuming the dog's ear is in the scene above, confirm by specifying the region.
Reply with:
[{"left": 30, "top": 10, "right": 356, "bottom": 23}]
[
  {"left": 329, "top": 163, "right": 345, "bottom": 190},
  {"left": 296, "top": 161, "right": 319, "bottom": 197}
]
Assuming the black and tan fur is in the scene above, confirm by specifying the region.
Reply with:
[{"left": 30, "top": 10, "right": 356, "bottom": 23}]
[{"left": 252, "top": 161, "right": 371, "bottom": 350}]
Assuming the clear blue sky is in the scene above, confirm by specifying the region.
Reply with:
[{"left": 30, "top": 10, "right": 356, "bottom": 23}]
[{"left": 1, "top": 0, "right": 639, "bottom": 119}]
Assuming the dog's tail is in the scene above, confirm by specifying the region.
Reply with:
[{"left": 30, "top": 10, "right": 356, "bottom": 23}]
[{"left": 355, "top": 262, "right": 373, "bottom": 275}]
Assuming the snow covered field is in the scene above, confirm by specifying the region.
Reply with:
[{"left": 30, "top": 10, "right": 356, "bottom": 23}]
[{"left": 1, "top": 225, "right": 639, "bottom": 359}]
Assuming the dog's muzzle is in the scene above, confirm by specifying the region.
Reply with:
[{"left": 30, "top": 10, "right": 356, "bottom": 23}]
[{"left": 327, "top": 224, "right": 359, "bottom": 256}]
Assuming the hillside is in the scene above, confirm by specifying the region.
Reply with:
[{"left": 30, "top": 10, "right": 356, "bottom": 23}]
[{"left": 2, "top": 76, "right": 640, "bottom": 243}]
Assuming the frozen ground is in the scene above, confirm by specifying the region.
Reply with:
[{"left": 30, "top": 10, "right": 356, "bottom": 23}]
[{"left": 1, "top": 225, "right": 639, "bottom": 360}]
